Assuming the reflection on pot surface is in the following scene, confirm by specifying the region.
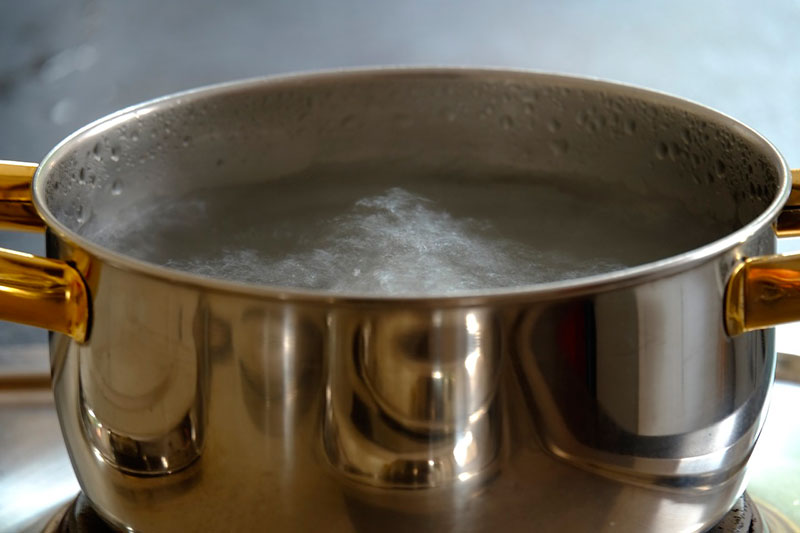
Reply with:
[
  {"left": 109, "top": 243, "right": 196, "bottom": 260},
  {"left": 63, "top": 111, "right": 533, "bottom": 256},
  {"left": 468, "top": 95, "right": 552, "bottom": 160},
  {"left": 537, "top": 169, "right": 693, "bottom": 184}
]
[
  {"left": 2, "top": 68, "right": 796, "bottom": 531},
  {"left": 323, "top": 307, "right": 503, "bottom": 489},
  {"left": 77, "top": 271, "right": 208, "bottom": 475},
  {"left": 514, "top": 258, "right": 773, "bottom": 489}
]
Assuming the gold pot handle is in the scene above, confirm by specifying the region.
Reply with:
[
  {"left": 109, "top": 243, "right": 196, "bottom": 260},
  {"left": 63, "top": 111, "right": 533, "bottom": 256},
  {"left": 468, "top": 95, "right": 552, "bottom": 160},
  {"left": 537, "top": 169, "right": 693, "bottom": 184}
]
[
  {"left": 0, "top": 161, "right": 89, "bottom": 342},
  {"left": 0, "top": 160, "right": 46, "bottom": 231},
  {"left": 726, "top": 169, "right": 800, "bottom": 335}
]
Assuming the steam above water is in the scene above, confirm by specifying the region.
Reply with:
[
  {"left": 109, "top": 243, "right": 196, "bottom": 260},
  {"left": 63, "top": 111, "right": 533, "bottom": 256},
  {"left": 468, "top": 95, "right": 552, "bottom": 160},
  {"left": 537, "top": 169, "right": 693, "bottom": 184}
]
[
  {"left": 80, "top": 169, "right": 724, "bottom": 295},
  {"left": 160, "top": 187, "right": 623, "bottom": 293}
]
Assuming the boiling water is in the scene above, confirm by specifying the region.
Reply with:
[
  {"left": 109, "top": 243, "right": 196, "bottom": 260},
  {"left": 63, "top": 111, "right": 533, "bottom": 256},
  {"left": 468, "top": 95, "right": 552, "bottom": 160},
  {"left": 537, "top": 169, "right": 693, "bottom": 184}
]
[{"left": 80, "top": 166, "right": 724, "bottom": 294}]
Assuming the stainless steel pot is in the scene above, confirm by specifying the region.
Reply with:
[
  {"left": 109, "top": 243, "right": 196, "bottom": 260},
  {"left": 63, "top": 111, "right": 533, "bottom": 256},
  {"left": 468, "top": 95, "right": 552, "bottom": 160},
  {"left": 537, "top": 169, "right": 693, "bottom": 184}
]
[{"left": 1, "top": 68, "right": 798, "bottom": 532}]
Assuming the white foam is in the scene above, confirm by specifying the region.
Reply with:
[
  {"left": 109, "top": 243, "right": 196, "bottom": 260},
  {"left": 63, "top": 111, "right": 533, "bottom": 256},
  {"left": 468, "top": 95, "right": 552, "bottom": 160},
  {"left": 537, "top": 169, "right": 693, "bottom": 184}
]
[{"left": 148, "top": 187, "right": 623, "bottom": 293}]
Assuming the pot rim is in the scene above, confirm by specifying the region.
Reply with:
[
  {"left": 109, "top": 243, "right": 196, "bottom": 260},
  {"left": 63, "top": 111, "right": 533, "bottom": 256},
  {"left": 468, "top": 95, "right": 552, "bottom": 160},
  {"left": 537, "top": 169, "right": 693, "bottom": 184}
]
[{"left": 31, "top": 66, "right": 793, "bottom": 304}]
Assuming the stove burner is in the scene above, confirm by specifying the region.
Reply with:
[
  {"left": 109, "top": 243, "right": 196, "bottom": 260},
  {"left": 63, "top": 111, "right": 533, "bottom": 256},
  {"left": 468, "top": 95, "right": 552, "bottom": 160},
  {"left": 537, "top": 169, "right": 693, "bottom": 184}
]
[
  {"left": 709, "top": 493, "right": 762, "bottom": 532},
  {"left": 42, "top": 492, "right": 778, "bottom": 532},
  {"left": 42, "top": 493, "right": 113, "bottom": 533}
]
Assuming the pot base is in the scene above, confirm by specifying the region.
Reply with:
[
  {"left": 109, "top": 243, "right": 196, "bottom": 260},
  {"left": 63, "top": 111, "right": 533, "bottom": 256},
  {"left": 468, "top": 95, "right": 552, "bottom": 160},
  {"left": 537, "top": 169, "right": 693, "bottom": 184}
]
[{"left": 40, "top": 491, "right": 789, "bottom": 533}]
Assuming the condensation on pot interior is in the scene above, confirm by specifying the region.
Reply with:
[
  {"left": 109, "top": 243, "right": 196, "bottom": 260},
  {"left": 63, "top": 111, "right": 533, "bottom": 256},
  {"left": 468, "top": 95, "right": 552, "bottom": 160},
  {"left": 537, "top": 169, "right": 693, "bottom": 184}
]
[{"left": 40, "top": 74, "right": 781, "bottom": 295}]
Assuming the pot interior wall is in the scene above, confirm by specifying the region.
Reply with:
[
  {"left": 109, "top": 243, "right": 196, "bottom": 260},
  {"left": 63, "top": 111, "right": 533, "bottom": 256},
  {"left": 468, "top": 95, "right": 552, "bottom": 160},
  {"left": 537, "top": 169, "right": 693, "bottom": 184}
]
[{"left": 39, "top": 71, "right": 781, "bottom": 291}]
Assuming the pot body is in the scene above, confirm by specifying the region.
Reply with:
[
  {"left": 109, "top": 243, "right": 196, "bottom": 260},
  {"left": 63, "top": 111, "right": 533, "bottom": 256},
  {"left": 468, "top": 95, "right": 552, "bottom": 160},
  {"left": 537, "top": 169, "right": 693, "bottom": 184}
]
[
  {"left": 19, "top": 69, "right": 787, "bottom": 532},
  {"left": 47, "top": 227, "right": 775, "bottom": 532}
]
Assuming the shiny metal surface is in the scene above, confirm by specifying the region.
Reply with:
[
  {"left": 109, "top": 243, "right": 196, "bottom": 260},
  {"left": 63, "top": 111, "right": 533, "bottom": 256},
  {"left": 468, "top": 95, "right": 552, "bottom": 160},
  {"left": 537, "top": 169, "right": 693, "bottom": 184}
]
[
  {"left": 3, "top": 355, "right": 797, "bottom": 532},
  {"left": 727, "top": 251, "right": 800, "bottom": 335},
  {"left": 0, "top": 160, "right": 90, "bottom": 342},
  {"left": 3, "top": 69, "right": 796, "bottom": 531},
  {"left": 727, "top": 170, "right": 800, "bottom": 336},
  {"left": 47, "top": 227, "right": 774, "bottom": 532},
  {"left": 35, "top": 492, "right": 783, "bottom": 533},
  {"left": 0, "top": 243, "right": 89, "bottom": 342},
  {"left": 0, "top": 161, "right": 44, "bottom": 232},
  {"left": 776, "top": 170, "right": 800, "bottom": 237}
]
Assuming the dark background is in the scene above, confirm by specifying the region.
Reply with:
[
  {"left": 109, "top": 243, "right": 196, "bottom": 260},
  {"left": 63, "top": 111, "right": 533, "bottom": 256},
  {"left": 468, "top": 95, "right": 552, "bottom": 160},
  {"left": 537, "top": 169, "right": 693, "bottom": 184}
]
[{"left": 2, "top": 0, "right": 800, "bottom": 348}]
